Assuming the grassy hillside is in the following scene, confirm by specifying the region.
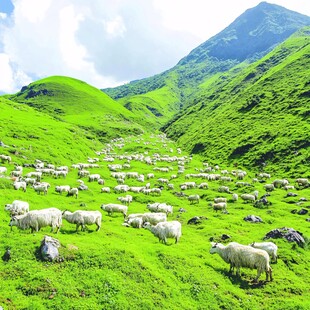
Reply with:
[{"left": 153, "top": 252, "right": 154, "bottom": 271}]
[
  {"left": 8, "top": 76, "right": 144, "bottom": 141},
  {"left": 103, "top": 3, "right": 310, "bottom": 128},
  {"left": 0, "top": 97, "right": 105, "bottom": 165},
  {"left": 0, "top": 134, "right": 309, "bottom": 309},
  {"left": 163, "top": 27, "right": 310, "bottom": 177}
]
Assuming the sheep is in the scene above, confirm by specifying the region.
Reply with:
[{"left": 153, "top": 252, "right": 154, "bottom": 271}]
[
  {"left": 78, "top": 170, "right": 90, "bottom": 178},
  {"left": 9, "top": 208, "right": 62, "bottom": 233},
  {"left": 218, "top": 186, "right": 230, "bottom": 193},
  {"left": 13, "top": 181, "right": 27, "bottom": 192},
  {"left": 188, "top": 194, "right": 200, "bottom": 204},
  {"left": 123, "top": 215, "right": 144, "bottom": 228},
  {"left": 117, "top": 195, "right": 133, "bottom": 206},
  {"left": 232, "top": 193, "right": 238, "bottom": 202},
  {"left": 264, "top": 184, "right": 275, "bottom": 192},
  {"left": 209, "top": 242, "right": 272, "bottom": 282},
  {"left": 198, "top": 182, "right": 209, "bottom": 189},
  {"left": 181, "top": 182, "right": 196, "bottom": 189},
  {"left": 144, "top": 221, "right": 181, "bottom": 244},
  {"left": 214, "top": 197, "right": 227, "bottom": 203},
  {"left": 98, "top": 179, "right": 105, "bottom": 185},
  {"left": 146, "top": 203, "right": 173, "bottom": 215},
  {"left": 62, "top": 210, "right": 102, "bottom": 231},
  {"left": 167, "top": 183, "right": 174, "bottom": 190},
  {"left": 0, "top": 166, "right": 7, "bottom": 174},
  {"left": 212, "top": 202, "right": 227, "bottom": 213},
  {"left": 0, "top": 154, "right": 11, "bottom": 163},
  {"left": 26, "top": 171, "right": 42, "bottom": 181},
  {"left": 250, "top": 242, "right": 278, "bottom": 263},
  {"left": 150, "top": 188, "right": 162, "bottom": 196},
  {"left": 240, "top": 194, "right": 256, "bottom": 203},
  {"left": 5, "top": 200, "right": 29, "bottom": 216},
  {"left": 67, "top": 187, "right": 79, "bottom": 199},
  {"left": 147, "top": 173, "right": 155, "bottom": 179},
  {"left": 11, "top": 170, "right": 23, "bottom": 178},
  {"left": 24, "top": 177, "right": 37, "bottom": 185},
  {"left": 53, "top": 170, "right": 68, "bottom": 178},
  {"left": 296, "top": 178, "right": 309, "bottom": 187},
  {"left": 101, "top": 203, "right": 128, "bottom": 218},
  {"left": 283, "top": 185, "right": 295, "bottom": 191},
  {"left": 273, "top": 179, "right": 289, "bottom": 188},
  {"left": 101, "top": 187, "right": 111, "bottom": 193},
  {"left": 114, "top": 184, "right": 130, "bottom": 193},
  {"left": 88, "top": 174, "right": 101, "bottom": 182},
  {"left": 55, "top": 185, "right": 71, "bottom": 195},
  {"left": 142, "top": 212, "right": 167, "bottom": 225},
  {"left": 33, "top": 183, "right": 48, "bottom": 195}
]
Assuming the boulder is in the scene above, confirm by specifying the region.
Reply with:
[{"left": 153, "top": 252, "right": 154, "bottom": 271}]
[
  {"left": 264, "top": 227, "right": 305, "bottom": 246},
  {"left": 40, "top": 236, "right": 60, "bottom": 261},
  {"left": 243, "top": 215, "right": 263, "bottom": 223}
]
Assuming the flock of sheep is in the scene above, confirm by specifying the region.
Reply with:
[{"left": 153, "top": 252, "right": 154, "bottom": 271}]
[{"left": 1, "top": 133, "right": 309, "bottom": 282}]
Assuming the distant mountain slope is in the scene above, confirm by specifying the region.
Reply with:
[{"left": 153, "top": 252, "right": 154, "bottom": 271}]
[
  {"left": 163, "top": 27, "right": 310, "bottom": 176},
  {"left": 0, "top": 97, "right": 104, "bottom": 164},
  {"left": 103, "top": 2, "right": 310, "bottom": 128},
  {"left": 8, "top": 76, "right": 144, "bottom": 141}
]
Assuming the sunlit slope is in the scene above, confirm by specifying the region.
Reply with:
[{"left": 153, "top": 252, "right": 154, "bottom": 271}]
[
  {"left": 163, "top": 28, "right": 310, "bottom": 176},
  {"left": 0, "top": 97, "right": 106, "bottom": 165},
  {"left": 9, "top": 76, "right": 144, "bottom": 139}
]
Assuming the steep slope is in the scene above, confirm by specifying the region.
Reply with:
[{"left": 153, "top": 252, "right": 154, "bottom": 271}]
[
  {"left": 104, "top": 2, "right": 310, "bottom": 127},
  {"left": 0, "top": 97, "right": 104, "bottom": 164},
  {"left": 163, "top": 27, "right": 310, "bottom": 176},
  {"left": 8, "top": 76, "right": 144, "bottom": 141}
]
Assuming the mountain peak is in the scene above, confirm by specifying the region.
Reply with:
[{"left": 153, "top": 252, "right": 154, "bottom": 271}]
[{"left": 178, "top": 2, "right": 310, "bottom": 65}]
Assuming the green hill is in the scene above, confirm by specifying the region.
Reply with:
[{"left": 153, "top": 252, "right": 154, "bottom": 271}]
[
  {"left": 163, "top": 27, "right": 310, "bottom": 176},
  {"left": 8, "top": 76, "right": 144, "bottom": 141},
  {"left": 103, "top": 2, "right": 310, "bottom": 128}
]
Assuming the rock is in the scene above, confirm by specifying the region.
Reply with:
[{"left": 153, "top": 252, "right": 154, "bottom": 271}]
[
  {"left": 291, "top": 209, "right": 298, "bottom": 214},
  {"left": 178, "top": 208, "right": 186, "bottom": 213},
  {"left": 286, "top": 192, "right": 298, "bottom": 197},
  {"left": 243, "top": 215, "right": 263, "bottom": 223},
  {"left": 40, "top": 236, "right": 60, "bottom": 261},
  {"left": 299, "top": 197, "right": 307, "bottom": 202},
  {"left": 187, "top": 216, "right": 207, "bottom": 225},
  {"left": 221, "top": 234, "right": 231, "bottom": 240},
  {"left": 297, "top": 209, "right": 308, "bottom": 215},
  {"left": 264, "top": 227, "right": 305, "bottom": 246},
  {"left": 2, "top": 248, "right": 11, "bottom": 262}
]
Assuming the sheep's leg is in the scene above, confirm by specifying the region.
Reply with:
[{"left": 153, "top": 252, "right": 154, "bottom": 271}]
[
  {"left": 76, "top": 224, "right": 80, "bottom": 232},
  {"left": 96, "top": 223, "right": 100, "bottom": 231}
]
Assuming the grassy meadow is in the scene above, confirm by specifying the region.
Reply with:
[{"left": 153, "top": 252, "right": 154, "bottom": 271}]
[{"left": 0, "top": 133, "right": 309, "bottom": 310}]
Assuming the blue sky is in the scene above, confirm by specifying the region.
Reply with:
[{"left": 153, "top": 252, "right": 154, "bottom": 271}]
[
  {"left": 0, "top": 0, "right": 14, "bottom": 15},
  {"left": 0, "top": 0, "right": 309, "bottom": 94}
]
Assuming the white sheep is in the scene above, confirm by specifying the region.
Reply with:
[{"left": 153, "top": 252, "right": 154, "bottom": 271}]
[
  {"left": 88, "top": 174, "right": 101, "bottom": 182},
  {"left": 144, "top": 221, "right": 181, "bottom": 244},
  {"left": 101, "top": 187, "right": 111, "bottom": 193},
  {"left": 5, "top": 200, "right": 29, "bottom": 216},
  {"left": 123, "top": 215, "right": 144, "bottom": 229},
  {"left": 218, "top": 186, "right": 230, "bottom": 193},
  {"left": 0, "top": 154, "right": 11, "bottom": 163},
  {"left": 240, "top": 194, "right": 256, "bottom": 203},
  {"left": 147, "top": 203, "right": 173, "bottom": 215},
  {"left": 117, "top": 195, "right": 133, "bottom": 206},
  {"left": 55, "top": 185, "right": 71, "bottom": 195},
  {"left": 209, "top": 242, "right": 272, "bottom": 282},
  {"left": 250, "top": 242, "right": 278, "bottom": 263},
  {"left": 214, "top": 197, "right": 227, "bottom": 203},
  {"left": 13, "top": 181, "right": 27, "bottom": 192},
  {"left": 142, "top": 212, "right": 167, "bottom": 225},
  {"left": 0, "top": 166, "right": 7, "bottom": 174},
  {"left": 188, "top": 194, "right": 200, "bottom": 204},
  {"left": 212, "top": 202, "right": 227, "bottom": 213},
  {"left": 62, "top": 210, "right": 102, "bottom": 231},
  {"left": 264, "top": 184, "right": 275, "bottom": 192},
  {"left": 9, "top": 208, "right": 62, "bottom": 233},
  {"left": 114, "top": 184, "right": 130, "bottom": 193},
  {"left": 296, "top": 178, "right": 309, "bottom": 186},
  {"left": 33, "top": 183, "right": 48, "bottom": 195},
  {"left": 232, "top": 193, "right": 238, "bottom": 202},
  {"left": 67, "top": 187, "right": 79, "bottom": 199},
  {"left": 101, "top": 203, "right": 128, "bottom": 218},
  {"left": 198, "top": 182, "right": 209, "bottom": 189}
]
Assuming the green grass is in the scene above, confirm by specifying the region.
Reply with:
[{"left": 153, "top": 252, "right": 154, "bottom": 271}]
[
  {"left": 0, "top": 134, "right": 309, "bottom": 309},
  {"left": 163, "top": 27, "right": 310, "bottom": 177}
]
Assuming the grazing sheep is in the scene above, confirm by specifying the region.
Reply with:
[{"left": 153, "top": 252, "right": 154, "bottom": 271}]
[
  {"left": 214, "top": 197, "right": 227, "bottom": 203},
  {"left": 9, "top": 208, "right": 62, "bottom": 233},
  {"left": 240, "top": 194, "right": 256, "bottom": 203},
  {"left": 188, "top": 194, "right": 200, "bottom": 204},
  {"left": 5, "top": 200, "right": 29, "bottom": 216},
  {"left": 209, "top": 242, "right": 272, "bottom": 282},
  {"left": 250, "top": 242, "right": 278, "bottom": 263},
  {"left": 0, "top": 154, "right": 11, "bottom": 163},
  {"left": 232, "top": 193, "right": 238, "bottom": 202},
  {"left": 101, "top": 203, "right": 128, "bottom": 218},
  {"left": 98, "top": 179, "right": 105, "bottom": 185},
  {"left": 55, "top": 185, "right": 71, "bottom": 195},
  {"left": 142, "top": 212, "right": 167, "bottom": 225},
  {"left": 296, "top": 178, "right": 309, "bottom": 187},
  {"left": 53, "top": 170, "right": 68, "bottom": 178},
  {"left": 88, "top": 174, "right": 101, "bottom": 182},
  {"left": 101, "top": 187, "right": 111, "bottom": 193},
  {"left": 218, "top": 186, "right": 230, "bottom": 193},
  {"left": 264, "top": 184, "right": 275, "bottom": 192},
  {"left": 13, "top": 181, "right": 27, "bottom": 192},
  {"left": 123, "top": 215, "right": 143, "bottom": 229},
  {"left": 62, "top": 210, "right": 102, "bottom": 231},
  {"left": 78, "top": 170, "right": 90, "bottom": 178},
  {"left": 212, "top": 202, "right": 227, "bottom": 213},
  {"left": 67, "top": 187, "right": 79, "bottom": 199},
  {"left": 273, "top": 179, "right": 289, "bottom": 188},
  {"left": 0, "top": 166, "right": 7, "bottom": 174},
  {"left": 33, "top": 183, "right": 48, "bottom": 195},
  {"left": 117, "top": 195, "right": 133, "bottom": 206},
  {"left": 147, "top": 203, "right": 173, "bottom": 215},
  {"left": 198, "top": 182, "right": 209, "bottom": 189},
  {"left": 114, "top": 185, "right": 130, "bottom": 193},
  {"left": 144, "top": 221, "right": 181, "bottom": 244},
  {"left": 26, "top": 171, "right": 42, "bottom": 181}
]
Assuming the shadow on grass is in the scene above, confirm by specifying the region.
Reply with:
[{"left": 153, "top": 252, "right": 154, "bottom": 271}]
[{"left": 205, "top": 262, "right": 270, "bottom": 289}]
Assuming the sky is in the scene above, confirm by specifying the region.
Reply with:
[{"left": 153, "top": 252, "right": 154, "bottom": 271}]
[{"left": 0, "top": 0, "right": 309, "bottom": 94}]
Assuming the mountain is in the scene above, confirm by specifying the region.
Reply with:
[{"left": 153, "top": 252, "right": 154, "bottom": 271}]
[
  {"left": 163, "top": 27, "right": 310, "bottom": 176},
  {"left": 103, "top": 2, "right": 310, "bottom": 128},
  {"left": 8, "top": 76, "right": 144, "bottom": 141}
]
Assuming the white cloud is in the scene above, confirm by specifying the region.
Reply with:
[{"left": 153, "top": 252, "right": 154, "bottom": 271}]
[{"left": 0, "top": 0, "right": 309, "bottom": 94}]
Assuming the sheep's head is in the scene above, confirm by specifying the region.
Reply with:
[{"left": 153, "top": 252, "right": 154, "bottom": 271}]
[
  {"left": 143, "top": 222, "right": 151, "bottom": 229},
  {"left": 209, "top": 242, "right": 220, "bottom": 254}
]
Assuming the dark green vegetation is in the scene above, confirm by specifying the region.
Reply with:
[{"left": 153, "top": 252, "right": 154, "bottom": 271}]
[{"left": 0, "top": 134, "right": 309, "bottom": 309}]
